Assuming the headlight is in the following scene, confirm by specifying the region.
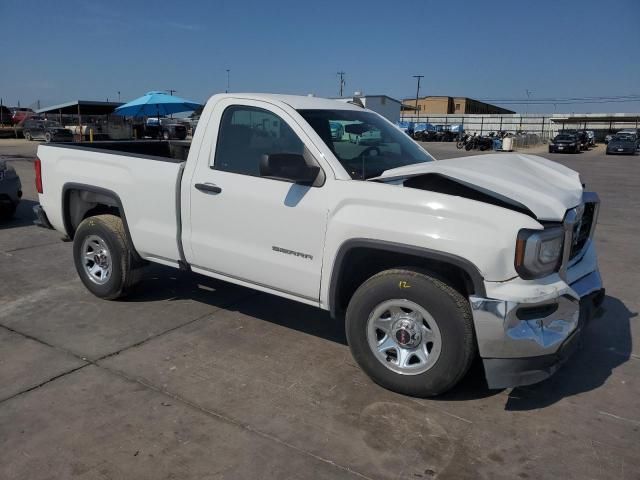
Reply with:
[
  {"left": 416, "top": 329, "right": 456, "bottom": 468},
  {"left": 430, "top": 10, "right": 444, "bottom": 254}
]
[{"left": 515, "top": 226, "right": 564, "bottom": 279}]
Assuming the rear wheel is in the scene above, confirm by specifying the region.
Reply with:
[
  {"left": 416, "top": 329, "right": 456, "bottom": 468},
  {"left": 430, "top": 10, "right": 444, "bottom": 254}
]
[
  {"left": 73, "top": 214, "right": 142, "bottom": 299},
  {"left": 345, "top": 269, "right": 476, "bottom": 397},
  {"left": 24, "top": 131, "right": 32, "bottom": 141},
  {"left": 44, "top": 132, "right": 52, "bottom": 143}
]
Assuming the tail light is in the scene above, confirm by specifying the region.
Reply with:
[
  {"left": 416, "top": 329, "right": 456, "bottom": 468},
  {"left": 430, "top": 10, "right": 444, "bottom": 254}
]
[{"left": 35, "top": 157, "right": 43, "bottom": 194}]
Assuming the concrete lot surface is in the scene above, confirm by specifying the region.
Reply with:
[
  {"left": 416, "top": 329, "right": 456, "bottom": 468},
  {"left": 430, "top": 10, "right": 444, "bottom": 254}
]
[{"left": 1, "top": 139, "right": 638, "bottom": 479}]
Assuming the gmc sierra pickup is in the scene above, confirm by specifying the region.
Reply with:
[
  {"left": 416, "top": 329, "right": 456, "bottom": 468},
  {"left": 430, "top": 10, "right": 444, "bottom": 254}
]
[{"left": 33, "top": 93, "right": 604, "bottom": 397}]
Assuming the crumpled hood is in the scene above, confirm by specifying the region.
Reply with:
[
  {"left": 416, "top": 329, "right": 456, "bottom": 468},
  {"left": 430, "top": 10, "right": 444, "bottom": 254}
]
[{"left": 372, "top": 153, "right": 583, "bottom": 221}]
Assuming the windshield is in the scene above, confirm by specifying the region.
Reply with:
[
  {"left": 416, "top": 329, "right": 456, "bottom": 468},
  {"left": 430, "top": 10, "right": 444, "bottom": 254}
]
[
  {"left": 298, "top": 109, "right": 434, "bottom": 179},
  {"left": 614, "top": 134, "right": 635, "bottom": 141},
  {"left": 43, "top": 120, "right": 62, "bottom": 127}
]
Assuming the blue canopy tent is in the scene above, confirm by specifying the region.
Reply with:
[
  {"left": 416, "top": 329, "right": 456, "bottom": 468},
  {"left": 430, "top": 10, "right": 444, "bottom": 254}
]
[{"left": 114, "top": 91, "right": 202, "bottom": 139}]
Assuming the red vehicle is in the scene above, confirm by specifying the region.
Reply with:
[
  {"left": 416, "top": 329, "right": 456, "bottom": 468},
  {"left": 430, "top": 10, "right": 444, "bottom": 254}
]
[{"left": 10, "top": 108, "right": 35, "bottom": 125}]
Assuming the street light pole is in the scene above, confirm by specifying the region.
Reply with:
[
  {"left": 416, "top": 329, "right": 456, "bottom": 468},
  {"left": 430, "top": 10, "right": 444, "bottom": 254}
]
[
  {"left": 337, "top": 71, "right": 346, "bottom": 97},
  {"left": 413, "top": 75, "right": 424, "bottom": 119},
  {"left": 226, "top": 69, "right": 230, "bottom": 93}
]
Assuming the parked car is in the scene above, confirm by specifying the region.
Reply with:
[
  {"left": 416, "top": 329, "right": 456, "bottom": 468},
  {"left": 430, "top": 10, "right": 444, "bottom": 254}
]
[
  {"left": 412, "top": 123, "right": 439, "bottom": 141},
  {"left": 604, "top": 134, "right": 614, "bottom": 144},
  {"left": 616, "top": 129, "right": 640, "bottom": 149},
  {"left": 549, "top": 134, "right": 580, "bottom": 153},
  {"left": 22, "top": 118, "right": 74, "bottom": 142},
  {"left": 606, "top": 134, "right": 637, "bottom": 155},
  {"left": 395, "top": 121, "right": 414, "bottom": 137},
  {"left": 10, "top": 107, "right": 35, "bottom": 125},
  {"left": 558, "top": 129, "right": 588, "bottom": 150},
  {"left": 0, "top": 159, "right": 22, "bottom": 220},
  {"left": 33, "top": 93, "right": 604, "bottom": 397},
  {"left": 145, "top": 118, "right": 188, "bottom": 140},
  {"left": 585, "top": 130, "right": 595, "bottom": 146},
  {"left": 576, "top": 131, "right": 590, "bottom": 150}
]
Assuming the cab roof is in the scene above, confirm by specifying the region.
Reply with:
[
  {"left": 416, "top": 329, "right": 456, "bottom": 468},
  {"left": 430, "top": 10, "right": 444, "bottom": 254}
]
[{"left": 207, "top": 93, "right": 364, "bottom": 111}]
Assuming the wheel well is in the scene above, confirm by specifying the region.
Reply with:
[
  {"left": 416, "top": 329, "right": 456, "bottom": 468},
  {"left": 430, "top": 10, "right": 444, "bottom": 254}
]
[
  {"left": 63, "top": 188, "right": 121, "bottom": 238},
  {"left": 330, "top": 245, "right": 482, "bottom": 318}
]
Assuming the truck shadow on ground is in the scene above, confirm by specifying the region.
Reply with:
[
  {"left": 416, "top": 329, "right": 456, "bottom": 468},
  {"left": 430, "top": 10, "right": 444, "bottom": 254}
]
[
  {"left": 129, "top": 264, "right": 350, "bottom": 346},
  {"left": 126, "top": 267, "right": 634, "bottom": 407},
  {"left": 0, "top": 199, "right": 38, "bottom": 230},
  {"left": 504, "top": 296, "right": 634, "bottom": 411}
]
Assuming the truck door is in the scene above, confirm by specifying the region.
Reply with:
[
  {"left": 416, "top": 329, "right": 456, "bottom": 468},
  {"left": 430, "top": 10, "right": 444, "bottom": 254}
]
[{"left": 186, "top": 99, "right": 329, "bottom": 303}]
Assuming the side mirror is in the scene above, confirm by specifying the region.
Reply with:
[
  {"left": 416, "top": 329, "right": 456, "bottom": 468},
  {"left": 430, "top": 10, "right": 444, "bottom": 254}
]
[{"left": 260, "top": 153, "right": 320, "bottom": 185}]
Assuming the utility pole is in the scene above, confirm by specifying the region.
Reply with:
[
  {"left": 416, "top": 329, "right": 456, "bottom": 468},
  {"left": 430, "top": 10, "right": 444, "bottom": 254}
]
[
  {"left": 337, "top": 71, "right": 346, "bottom": 97},
  {"left": 117, "top": 91, "right": 121, "bottom": 102},
  {"left": 226, "top": 69, "right": 230, "bottom": 93},
  {"left": 167, "top": 89, "right": 177, "bottom": 96},
  {"left": 413, "top": 75, "right": 424, "bottom": 118}
]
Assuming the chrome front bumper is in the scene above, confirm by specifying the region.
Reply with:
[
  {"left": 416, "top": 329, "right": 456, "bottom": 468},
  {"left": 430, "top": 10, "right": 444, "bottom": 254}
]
[
  {"left": 470, "top": 269, "right": 603, "bottom": 389},
  {"left": 470, "top": 191, "right": 604, "bottom": 389}
]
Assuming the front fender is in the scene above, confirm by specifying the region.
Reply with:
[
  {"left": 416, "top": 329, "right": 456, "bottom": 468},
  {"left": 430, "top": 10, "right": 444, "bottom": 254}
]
[{"left": 320, "top": 181, "right": 541, "bottom": 307}]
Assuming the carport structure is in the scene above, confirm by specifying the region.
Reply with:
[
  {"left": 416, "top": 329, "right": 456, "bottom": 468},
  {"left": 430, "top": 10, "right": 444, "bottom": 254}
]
[
  {"left": 36, "top": 100, "right": 123, "bottom": 141},
  {"left": 550, "top": 113, "right": 640, "bottom": 140}
]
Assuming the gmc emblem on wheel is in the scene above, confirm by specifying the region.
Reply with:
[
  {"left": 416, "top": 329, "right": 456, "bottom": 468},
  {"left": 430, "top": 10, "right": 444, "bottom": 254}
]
[{"left": 272, "top": 246, "right": 313, "bottom": 260}]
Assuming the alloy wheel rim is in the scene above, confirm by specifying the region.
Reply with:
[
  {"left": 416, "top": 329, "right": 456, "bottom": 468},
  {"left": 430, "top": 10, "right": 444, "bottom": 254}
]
[
  {"left": 81, "top": 235, "right": 112, "bottom": 285},
  {"left": 366, "top": 299, "right": 442, "bottom": 375}
]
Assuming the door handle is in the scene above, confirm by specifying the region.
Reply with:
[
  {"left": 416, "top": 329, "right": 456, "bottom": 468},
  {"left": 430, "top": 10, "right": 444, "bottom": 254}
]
[{"left": 195, "top": 183, "right": 222, "bottom": 194}]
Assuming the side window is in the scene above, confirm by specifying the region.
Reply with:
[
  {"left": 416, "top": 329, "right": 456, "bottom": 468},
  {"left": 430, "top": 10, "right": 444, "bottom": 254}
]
[{"left": 213, "top": 105, "right": 304, "bottom": 176}]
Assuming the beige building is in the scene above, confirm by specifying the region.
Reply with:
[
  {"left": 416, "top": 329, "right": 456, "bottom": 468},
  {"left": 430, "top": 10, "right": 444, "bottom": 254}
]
[{"left": 402, "top": 96, "right": 514, "bottom": 115}]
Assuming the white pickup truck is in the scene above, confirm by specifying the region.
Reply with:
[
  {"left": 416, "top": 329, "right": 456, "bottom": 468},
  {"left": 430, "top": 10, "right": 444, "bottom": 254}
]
[{"left": 33, "top": 93, "right": 604, "bottom": 397}]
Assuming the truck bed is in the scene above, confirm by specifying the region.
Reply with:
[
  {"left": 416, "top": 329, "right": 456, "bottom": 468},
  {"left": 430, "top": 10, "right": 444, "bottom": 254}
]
[{"left": 37, "top": 141, "right": 188, "bottom": 266}]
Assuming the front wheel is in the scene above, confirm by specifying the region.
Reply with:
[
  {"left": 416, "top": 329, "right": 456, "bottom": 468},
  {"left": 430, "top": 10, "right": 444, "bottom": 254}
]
[
  {"left": 456, "top": 141, "right": 464, "bottom": 149},
  {"left": 44, "top": 132, "right": 52, "bottom": 143},
  {"left": 73, "top": 214, "right": 142, "bottom": 299},
  {"left": 24, "top": 132, "right": 32, "bottom": 141},
  {"left": 345, "top": 269, "right": 476, "bottom": 397}
]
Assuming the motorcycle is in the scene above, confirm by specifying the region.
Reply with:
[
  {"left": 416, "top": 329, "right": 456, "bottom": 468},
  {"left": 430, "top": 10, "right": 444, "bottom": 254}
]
[{"left": 456, "top": 134, "right": 471, "bottom": 149}]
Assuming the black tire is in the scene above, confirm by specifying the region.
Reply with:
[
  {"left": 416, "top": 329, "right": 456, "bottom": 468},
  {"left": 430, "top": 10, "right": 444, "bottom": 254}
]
[
  {"left": 345, "top": 269, "right": 476, "bottom": 397},
  {"left": 73, "top": 214, "right": 142, "bottom": 299},
  {"left": 163, "top": 130, "right": 170, "bottom": 140},
  {"left": 456, "top": 141, "right": 464, "bottom": 149},
  {"left": 24, "top": 131, "right": 32, "bottom": 141},
  {"left": 44, "top": 132, "right": 52, "bottom": 143}
]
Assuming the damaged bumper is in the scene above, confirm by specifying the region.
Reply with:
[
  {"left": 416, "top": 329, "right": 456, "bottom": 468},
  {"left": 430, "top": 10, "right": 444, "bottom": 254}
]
[{"left": 470, "top": 240, "right": 604, "bottom": 389}]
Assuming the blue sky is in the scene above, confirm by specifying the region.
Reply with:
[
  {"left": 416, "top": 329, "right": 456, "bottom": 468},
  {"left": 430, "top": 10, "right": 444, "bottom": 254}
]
[{"left": 1, "top": 0, "right": 639, "bottom": 113}]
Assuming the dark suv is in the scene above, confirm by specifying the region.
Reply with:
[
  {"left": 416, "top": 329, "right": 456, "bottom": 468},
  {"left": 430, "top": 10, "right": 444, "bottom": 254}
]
[
  {"left": 144, "top": 118, "right": 188, "bottom": 140},
  {"left": 22, "top": 118, "right": 74, "bottom": 142}
]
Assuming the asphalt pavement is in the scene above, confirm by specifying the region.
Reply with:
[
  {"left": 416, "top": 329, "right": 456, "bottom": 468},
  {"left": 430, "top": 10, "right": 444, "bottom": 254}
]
[{"left": 0, "top": 139, "right": 638, "bottom": 479}]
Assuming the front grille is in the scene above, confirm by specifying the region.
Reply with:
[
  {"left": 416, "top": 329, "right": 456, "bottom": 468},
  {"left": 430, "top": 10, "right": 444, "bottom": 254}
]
[{"left": 569, "top": 202, "right": 596, "bottom": 260}]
